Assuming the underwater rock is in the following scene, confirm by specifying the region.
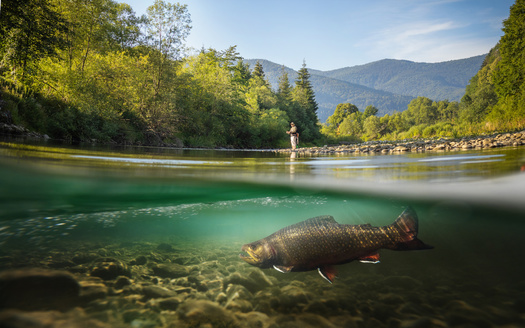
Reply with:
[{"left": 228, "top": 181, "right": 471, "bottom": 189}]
[
  {"left": 151, "top": 263, "right": 188, "bottom": 278},
  {"left": 142, "top": 285, "right": 177, "bottom": 300},
  {"left": 79, "top": 278, "right": 109, "bottom": 303},
  {"left": 0, "top": 309, "right": 110, "bottom": 328},
  {"left": 114, "top": 276, "right": 132, "bottom": 289},
  {"left": 122, "top": 309, "right": 162, "bottom": 327},
  {"left": 90, "top": 258, "right": 131, "bottom": 280},
  {"left": 130, "top": 255, "right": 148, "bottom": 266},
  {"left": 149, "top": 297, "right": 182, "bottom": 311},
  {"left": 274, "top": 313, "right": 338, "bottom": 328},
  {"left": 177, "top": 300, "right": 239, "bottom": 327},
  {"left": 248, "top": 269, "right": 273, "bottom": 288},
  {"left": 71, "top": 253, "right": 98, "bottom": 265},
  {"left": 156, "top": 243, "right": 175, "bottom": 252},
  {"left": 0, "top": 269, "right": 80, "bottom": 311},
  {"left": 235, "top": 311, "right": 271, "bottom": 328},
  {"left": 223, "top": 272, "right": 264, "bottom": 294},
  {"left": 225, "top": 299, "right": 253, "bottom": 313},
  {"left": 224, "top": 284, "right": 254, "bottom": 312},
  {"left": 277, "top": 285, "right": 313, "bottom": 311}
]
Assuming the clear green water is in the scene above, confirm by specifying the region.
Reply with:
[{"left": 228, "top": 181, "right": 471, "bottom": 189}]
[{"left": 1, "top": 140, "right": 525, "bottom": 327}]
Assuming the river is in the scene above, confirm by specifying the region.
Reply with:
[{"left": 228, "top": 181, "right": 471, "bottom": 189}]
[{"left": 0, "top": 139, "right": 524, "bottom": 327}]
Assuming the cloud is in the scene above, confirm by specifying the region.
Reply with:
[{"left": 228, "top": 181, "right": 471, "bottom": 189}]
[
  {"left": 357, "top": 18, "right": 485, "bottom": 62},
  {"left": 399, "top": 21, "right": 457, "bottom": 38}
]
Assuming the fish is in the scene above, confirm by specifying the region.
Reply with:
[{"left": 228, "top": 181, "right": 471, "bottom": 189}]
[{"left": 239, "top": 207, "right": 433, "bottom": 283}]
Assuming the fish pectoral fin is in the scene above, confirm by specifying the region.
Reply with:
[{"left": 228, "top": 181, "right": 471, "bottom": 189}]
[
  {"left": 358, "top": 252, "right": 381, "bottom": 264},
  {"left": 318, "top": 265, "right": 337, "bottom": 284},
  {"left": 273, "top": 265, "right": 293, "bottom": 273}
]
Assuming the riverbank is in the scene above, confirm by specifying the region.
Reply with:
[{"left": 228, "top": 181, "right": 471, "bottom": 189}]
[
  {"left": 276, "top": 130, "right": 525, "bottom": 155},
  {"left": 3, "top": 121, "right": 525, "bottom": 154}
]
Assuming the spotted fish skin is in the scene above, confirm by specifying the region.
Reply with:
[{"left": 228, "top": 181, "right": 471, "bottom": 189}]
[{"left": 239, "top": 207, "right": 433, "bottom": 283}]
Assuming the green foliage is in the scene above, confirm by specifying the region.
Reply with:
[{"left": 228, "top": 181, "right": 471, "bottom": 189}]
[
  {"left": 292, "top": 61, "right": 321, "bottom": 142},
  {"left": 327, "top": 103, "right": 359, "bottom": 128},
  {"left": 0, "top": 0, "right": 68, "bottom": 81},
  {"left": 363, "top": 105, "right": 378, "bottom": 118},
  {"left": 490, "top": 0, "right": 525, "bottom": 129},
  {"left": 0, "top": 0, "right": 322, "bottom": 148}
]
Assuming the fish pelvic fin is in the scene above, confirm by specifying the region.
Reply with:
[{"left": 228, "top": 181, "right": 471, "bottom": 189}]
[
  {"left": 273, "top": 265, "right": 293, "bottom": 273},
  {"left": 389, "top": 207, "right": 434, "bottom": 251},
  {"left": 358, "top": 251, "right": 381, "bottom": 264},
  {"left": 318, "top": 265, "right": 337, "bottom": 284}
]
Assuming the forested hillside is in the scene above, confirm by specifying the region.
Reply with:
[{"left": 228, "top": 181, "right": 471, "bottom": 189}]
[
  {"left": 312, "top": 55, "right": 486, "bottom": 101},
  {"left": 246, "top": 56, "right": 484, "bottom": 122}
]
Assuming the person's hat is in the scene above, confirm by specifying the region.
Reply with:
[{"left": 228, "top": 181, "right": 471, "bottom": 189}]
[{"left": 291, "top": 122, "right": 295, "bottom": 125}]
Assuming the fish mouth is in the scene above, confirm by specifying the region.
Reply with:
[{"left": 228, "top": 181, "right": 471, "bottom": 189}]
[{"left": 239, "top": 245, "right": 261, "bottom": 265}]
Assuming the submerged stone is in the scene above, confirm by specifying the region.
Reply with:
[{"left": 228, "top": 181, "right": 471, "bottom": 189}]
[
  {"left": 0, "top": 269, "right": 80, "bottom": 311},
  {"left": 151, "top": 263, "right": 188, "bottom": 278},
  {"left": 90, "top": 258, "right": 131, "bottom": 280}
]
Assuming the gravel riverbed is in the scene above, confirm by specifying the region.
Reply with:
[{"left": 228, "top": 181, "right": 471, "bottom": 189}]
[{"left": 1, "top": 239, "right": 523, "bottom": 328}]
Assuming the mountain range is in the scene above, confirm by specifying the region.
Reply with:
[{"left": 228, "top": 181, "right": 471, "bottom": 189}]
[{"left": 245, "top": 55, "right": 486, "bottom": 122}]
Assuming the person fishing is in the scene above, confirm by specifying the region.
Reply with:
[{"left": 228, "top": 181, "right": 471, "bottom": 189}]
[{"left": 286, "top": 122, "right": 299, "bottom": 150}]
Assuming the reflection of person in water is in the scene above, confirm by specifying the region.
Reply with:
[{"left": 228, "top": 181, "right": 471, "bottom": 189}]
[{"left": 286, "top": 122, "right": 299, "bottom": 150}]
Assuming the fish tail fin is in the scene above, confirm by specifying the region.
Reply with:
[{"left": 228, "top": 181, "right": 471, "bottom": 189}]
[{"left": 388, "top": 207, "right": 433, "bottom": 251}]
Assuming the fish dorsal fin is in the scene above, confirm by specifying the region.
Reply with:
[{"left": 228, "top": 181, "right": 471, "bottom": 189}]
[
  {"left": 318, "top": 265, "right": 338, "bottom": 284},
  {"left": 303, "top": 215, "right": 338, "bottom": 226},
  {"left": 273, "top": 265, "right": 293, "bottom": 273}
]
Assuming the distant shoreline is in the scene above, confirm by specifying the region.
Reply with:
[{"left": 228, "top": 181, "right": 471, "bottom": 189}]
[{"left": 2, "top": 122, "right": 524, "bottom": 154}]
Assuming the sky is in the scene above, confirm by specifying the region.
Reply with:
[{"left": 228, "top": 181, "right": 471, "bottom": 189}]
[{"left": 125, "top": 0, "right": 515, "bottom": 71}]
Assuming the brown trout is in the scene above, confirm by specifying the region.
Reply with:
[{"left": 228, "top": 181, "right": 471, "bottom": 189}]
[{"left": 240, "top": 207, "right": 433, "bottom": 283}]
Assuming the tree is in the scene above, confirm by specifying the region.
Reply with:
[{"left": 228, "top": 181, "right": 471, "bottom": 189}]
[
  {"left": 295, "top": 60, "right": 318, "bottom": 121},
  {"left": 277, "top": 65, "right": 292, "bottom": 102},
  {"left": 327, "top": 103, "right": 358, "bottom": 128},
  {"left": 339, "top": 112, "right": 363, "bottom": 137},
  {"left": 145, "top": 0, "right": 191, "bottom": 60},
  {"left": 232, "top": 59, "right": 251, "bottom": 87},
  {"left": 363, "top": 105, "right": 378, "bottom": 118},
  {"left": 105, "top": 3, "right": 144, "bottom": 51},
  {"left": 363, "top": 115, "right": 381, "bottom": 140},
  {"left": 252, "top": 61, "right": 265, "bottom": 79},
  {"left": 0, "top": 0, "right": 68, "bottom": 81},
  {"left": 403, "top": 97, "right": 436, "bottom": 125},
  {"left": 491, "top": 0, "right": 525, "bottom": 124},
  {"left": 293, "top": 60, "right": 320, "bottom": 141},
  {"left": 143, "top": 0, "right": 191, "bottom": 96},
  {"left": 493, "top": 0, "right": 525, "bottom": 99}
]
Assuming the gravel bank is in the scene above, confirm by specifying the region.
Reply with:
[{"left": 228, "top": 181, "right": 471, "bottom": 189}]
[{"left": 276, "top": 131, "right": 525, "bottom": 155}]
